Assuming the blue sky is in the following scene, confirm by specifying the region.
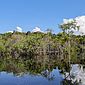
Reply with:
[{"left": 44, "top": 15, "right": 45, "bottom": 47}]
[{"left": 0, "top": 0, "right": 85, "bottom": 33}]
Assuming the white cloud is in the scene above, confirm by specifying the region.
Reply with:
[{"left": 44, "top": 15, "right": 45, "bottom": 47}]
[
  {"left": 75, "top": 16, "right": 85, "bottom": 35},
  {"left": 16, "top": 26, "right": 22, "bottom": 32},
  {"left": 63, "top": 16, "right": 85, "bottom": 35},
  {"left": 6, "top": 31, "right": 13, "bottom": 33},
  {"left": 32, "top": 27, "right": 42, "bottom": 32}
]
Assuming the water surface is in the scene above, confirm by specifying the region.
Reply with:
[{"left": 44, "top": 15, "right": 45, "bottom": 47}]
[{"left": 0, "top": 56, "right": 85, "bottom": 85}]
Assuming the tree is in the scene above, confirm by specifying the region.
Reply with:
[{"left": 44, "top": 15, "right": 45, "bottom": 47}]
[{"left": 59, "top": 18, "right": 80, "bottom": 79}]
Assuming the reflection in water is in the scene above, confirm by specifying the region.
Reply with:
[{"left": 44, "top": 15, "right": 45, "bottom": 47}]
[
  {"left": 64, "top": 64, "right": 85, "bottom": 85},
  {"left": 0, "top": 55, "right": 85, "bottom": 85},
  {"left": 0, "top": 69, "right": 63, "bottom": 85},
  {"left": 61, "top": 64, "right": 85, "bottom": 85}
]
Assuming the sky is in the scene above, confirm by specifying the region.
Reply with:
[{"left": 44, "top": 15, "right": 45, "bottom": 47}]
[{"left": 0, "top": 0, "right": 85, "bottom": 33}]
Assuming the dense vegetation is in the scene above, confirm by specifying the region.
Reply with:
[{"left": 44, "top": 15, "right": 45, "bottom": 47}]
[{"left": 0, "top": 31, "right": 85, "bottom": 64}]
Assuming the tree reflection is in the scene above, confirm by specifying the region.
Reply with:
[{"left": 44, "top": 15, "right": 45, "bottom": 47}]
[
  {"left": 0, "top": 55, "right": 84, "bottom": 84},
  {"left": 41, "top": 70, "right": 55, "bottom": 81}
]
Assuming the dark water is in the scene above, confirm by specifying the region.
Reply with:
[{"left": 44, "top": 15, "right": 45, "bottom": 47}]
[{"left": 0, "top": 55, "right": 85, "bottom": 85}]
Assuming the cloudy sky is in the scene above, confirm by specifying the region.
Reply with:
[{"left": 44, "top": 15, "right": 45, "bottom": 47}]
[{"left": 0, "top": 0, "right": 85, "bottom": 33}]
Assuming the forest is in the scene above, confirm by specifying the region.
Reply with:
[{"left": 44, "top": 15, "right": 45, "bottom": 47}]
[{"left": 0, "top": 26, "right": 85, "bottom": 64}]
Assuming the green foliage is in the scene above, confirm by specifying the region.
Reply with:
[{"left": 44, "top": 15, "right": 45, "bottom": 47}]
[{"left": 0, "top": 31, "right": 85, "bottom": 64}]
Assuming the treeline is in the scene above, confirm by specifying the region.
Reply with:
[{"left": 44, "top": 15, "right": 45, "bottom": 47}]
[{"left": 0, "top": 31, "right": 85, "bottom": 63}]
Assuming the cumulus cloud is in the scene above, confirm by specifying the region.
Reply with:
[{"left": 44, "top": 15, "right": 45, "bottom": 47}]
[
  {"left": 6, "top": 31, "right": 13, "bottom": 33},
  {"left": 75, "top": 16, "right": 85, "bottom": 35},
  {"left": 63, "top": 16, "right": 85, "bottom": 35},
  {"left": 32, "top": 27, "right": 42, "bottom": 32},
  {"left": 16, "top": 26, "right": 22, "bottom": 32}
]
